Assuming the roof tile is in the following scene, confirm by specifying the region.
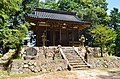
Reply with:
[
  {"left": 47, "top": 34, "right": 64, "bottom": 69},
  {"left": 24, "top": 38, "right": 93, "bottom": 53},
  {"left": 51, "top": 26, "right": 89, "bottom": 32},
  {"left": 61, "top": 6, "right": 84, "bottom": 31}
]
[{"left": 28, "top": 8, "right": 84, "bottom": 23}]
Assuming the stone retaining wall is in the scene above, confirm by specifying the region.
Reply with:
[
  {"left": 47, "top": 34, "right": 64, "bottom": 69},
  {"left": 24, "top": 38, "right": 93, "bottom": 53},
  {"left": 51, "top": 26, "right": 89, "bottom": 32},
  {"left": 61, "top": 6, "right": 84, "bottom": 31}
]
[
  {"left": 88, "top": 58, "right": 120, "bottom": 68},
  {"left": 9, "top": 57, "right": 120, "bottom": 74},
  {"left": 10, "top": 59, "right": 67, "bottom": 74}
]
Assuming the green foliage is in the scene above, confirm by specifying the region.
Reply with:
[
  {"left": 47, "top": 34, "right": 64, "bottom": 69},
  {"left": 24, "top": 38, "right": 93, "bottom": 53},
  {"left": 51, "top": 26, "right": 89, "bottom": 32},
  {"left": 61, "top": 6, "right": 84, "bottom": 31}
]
[
  {"left": 0, "top": 0, "right": 38, "bottom": 54},
  {"left": 0, "top": 0, "right": 22, "bottom": 23},
  {"left": 109, "top": 8, "right": 120, "bottom": 54},
  {"left": 116, "top": 25, "right": 120, "bottom": 44},
  {"left": 107, "top": 43, "right": 116, "bottom": 55},
  {"left": 110, "top": 8, "right": 120, "bottom": 30},
  {"left": 58, "top": 0, "right": 78, "bottom": 12},
  {"left": 57, "top": 0, "right": 110, "bottom": 24},
  {"left": 91, "top": 25, "right": 116, "bottom": 57},
  {"left": 38, "top": 0, "right": 58, "bottom": 9}
]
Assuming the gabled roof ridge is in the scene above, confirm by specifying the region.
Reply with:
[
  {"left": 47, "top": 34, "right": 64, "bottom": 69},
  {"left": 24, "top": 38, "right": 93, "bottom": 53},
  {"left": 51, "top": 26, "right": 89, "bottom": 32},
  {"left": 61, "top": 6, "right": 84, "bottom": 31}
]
[{"left": 35, "top": 8, "right": 76, "bottom": 15}]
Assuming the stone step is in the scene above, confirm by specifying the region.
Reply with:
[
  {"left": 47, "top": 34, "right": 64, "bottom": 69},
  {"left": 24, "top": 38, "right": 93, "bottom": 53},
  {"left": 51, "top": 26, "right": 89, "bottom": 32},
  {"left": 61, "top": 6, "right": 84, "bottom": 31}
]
[
  {"left": 64, "top": 52, "right": 77, "bottom": 55},
  {"left": 67, "top": 58, "right": 81, "bottom": 60},
  {"left": 62, "top": 50, "right": 74, "bottom": 52},
  {"left": 65, "top": 53, "right": 77, "bottom": 55},
  {"left": 72, "top": 65, "right": 88, "bottom": 68},
  {"left": 65, "top": 54, "right": 79, "bottom": 57},
  {"left": 64, "top": 51, "right": 77, "bottom": 53},
  {"left": 62, "top": 48, "right": 73, "bottom": 50},
  {"left": 65, "top": 54, "right": 78, "bottom": 56},
  {"left": 70, "top": 62, "right": 84, "bottom": 65},
  {"left": 63, "top": 49, "right": 74, "bottom": 51},
  {"left": 70, "top": 63, "right": 85, "bottom": 66},
  {"left": 66, "top": 56, "right": 80, "bottom": 58},
  {"left": 73, "top": 67, "right": 89, "bottom": 70},
  {"left": 62, "top": 47, "right": 89, "bottom": 70},
  {"left": 64, "top": 52, "right": 76, "bottom": 54},
  {"left": 69, "top": 60, "right": 83, "bottom": 63},
  {"left": 64, "top": 53, "right": 77, "bottom": 55}
]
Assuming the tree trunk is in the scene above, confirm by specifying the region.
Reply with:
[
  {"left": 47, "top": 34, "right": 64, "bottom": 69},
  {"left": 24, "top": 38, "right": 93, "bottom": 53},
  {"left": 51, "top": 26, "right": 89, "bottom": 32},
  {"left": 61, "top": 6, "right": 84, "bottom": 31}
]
[
  {"left": 100, "top": 47, "right": 103, "bottom": 57},
  {"left": 13, "top": 45, "right": 21, "bottom": 59}
]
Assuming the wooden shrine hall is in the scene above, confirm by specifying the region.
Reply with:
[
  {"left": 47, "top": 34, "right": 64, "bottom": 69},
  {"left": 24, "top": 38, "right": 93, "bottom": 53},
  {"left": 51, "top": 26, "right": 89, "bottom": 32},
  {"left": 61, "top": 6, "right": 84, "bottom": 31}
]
[{"left": 25, "top": 8, "right": 91, "bottom": 46}]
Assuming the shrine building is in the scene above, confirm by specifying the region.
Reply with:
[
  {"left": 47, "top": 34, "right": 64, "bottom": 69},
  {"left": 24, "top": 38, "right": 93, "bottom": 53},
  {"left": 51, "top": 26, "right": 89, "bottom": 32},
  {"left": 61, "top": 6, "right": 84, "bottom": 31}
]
[{"left": 25, "top": 8, "right": 91, "bottom": 46}]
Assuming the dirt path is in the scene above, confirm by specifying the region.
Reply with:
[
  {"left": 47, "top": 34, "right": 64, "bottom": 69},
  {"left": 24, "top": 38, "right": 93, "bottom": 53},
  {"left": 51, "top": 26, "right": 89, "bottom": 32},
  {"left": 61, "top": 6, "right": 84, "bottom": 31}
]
[{"left": 23, "top": 68, "right": 120, "bottom": 79}]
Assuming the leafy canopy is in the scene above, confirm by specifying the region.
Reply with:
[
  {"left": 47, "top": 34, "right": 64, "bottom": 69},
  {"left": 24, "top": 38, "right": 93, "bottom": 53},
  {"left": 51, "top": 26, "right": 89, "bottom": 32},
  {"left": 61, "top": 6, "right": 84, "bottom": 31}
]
[
  {"left": 57, "top": 0, "right": 110, "bottom": 24},
  {"left": 0, "top": 0, "right": 38, "bottom": 54},
  {"left": 109, "top": 8, "right": 120, "bottom": 54},
  {"left": 91, "top": 25, "right": 116, "bottom": 56}
]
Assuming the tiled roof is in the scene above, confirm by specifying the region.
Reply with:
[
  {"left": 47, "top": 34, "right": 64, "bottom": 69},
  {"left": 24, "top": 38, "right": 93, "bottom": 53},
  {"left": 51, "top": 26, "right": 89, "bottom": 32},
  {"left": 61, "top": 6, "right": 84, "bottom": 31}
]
[{"left": 27, "top": 8, "right": 84, "bottom": 23}]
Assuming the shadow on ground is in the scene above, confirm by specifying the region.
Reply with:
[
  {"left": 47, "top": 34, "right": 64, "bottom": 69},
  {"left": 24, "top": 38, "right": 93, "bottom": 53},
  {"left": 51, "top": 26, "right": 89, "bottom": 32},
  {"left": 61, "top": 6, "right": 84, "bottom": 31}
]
[{"left": 98, "top": 70, "right": 120, "bottom": 79}]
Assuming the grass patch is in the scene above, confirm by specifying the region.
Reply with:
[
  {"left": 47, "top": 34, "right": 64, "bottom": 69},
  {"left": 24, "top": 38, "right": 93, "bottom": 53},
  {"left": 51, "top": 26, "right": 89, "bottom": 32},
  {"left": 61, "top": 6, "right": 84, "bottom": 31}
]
[
  {"left": 103, "top": 56, "right": 119, "bottom": 58},
  {"left": 0, "top": 71, "right": 46, "bottom": 79},
  {"left": 0, "top": 70, "right": 76, "bottom": 79},
  {"left": 95, "top": 56, "right": 119, "bottom": 59}
]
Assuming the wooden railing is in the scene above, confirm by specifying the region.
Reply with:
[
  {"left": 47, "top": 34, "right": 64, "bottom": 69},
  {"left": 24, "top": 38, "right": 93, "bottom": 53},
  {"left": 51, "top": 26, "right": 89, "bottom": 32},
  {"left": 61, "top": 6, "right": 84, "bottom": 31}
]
[
  {"left": 59, "top": 47, "right": 72, "bottom": 70},
  {"left": 72, "top": 46, "right": 91, "bottom": 68}
]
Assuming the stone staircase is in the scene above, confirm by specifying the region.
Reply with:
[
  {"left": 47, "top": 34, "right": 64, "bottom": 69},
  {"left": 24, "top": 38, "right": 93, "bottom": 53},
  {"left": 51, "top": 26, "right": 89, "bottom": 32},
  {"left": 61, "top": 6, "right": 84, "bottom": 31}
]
[{"left": 62, "top": 47, "right": 89, "bottom": 70}]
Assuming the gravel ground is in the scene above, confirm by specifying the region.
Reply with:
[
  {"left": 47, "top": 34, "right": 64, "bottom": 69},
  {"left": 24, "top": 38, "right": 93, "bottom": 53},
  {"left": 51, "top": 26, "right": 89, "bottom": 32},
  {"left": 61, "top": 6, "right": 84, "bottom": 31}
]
[{"left": 23, "top": 68, "right": 120, "bottom": 79}]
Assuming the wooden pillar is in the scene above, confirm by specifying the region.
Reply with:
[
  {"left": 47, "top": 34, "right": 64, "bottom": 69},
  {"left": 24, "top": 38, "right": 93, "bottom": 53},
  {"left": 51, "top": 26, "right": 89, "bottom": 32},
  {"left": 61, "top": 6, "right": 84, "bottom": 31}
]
[
  {"left": 78, "top": 27, "right": 80, "bottom": 41},
  {"left": 72, "top": 26, "right": 74, "bottom": 46},
  {"left": 60, "top": 27, "right": 62, "bottom": 44},
  {"left": 36, "top": 22, "right": 39, "bottom": 46},
  {"left": 66, "top": 29, "right": 69, "bottom": 45},
  {"left": 46, "top": 26, "right": 47, "bottom": 46},
  {"left": 53, "top": 28, "right": 55, "bottom": 46}
]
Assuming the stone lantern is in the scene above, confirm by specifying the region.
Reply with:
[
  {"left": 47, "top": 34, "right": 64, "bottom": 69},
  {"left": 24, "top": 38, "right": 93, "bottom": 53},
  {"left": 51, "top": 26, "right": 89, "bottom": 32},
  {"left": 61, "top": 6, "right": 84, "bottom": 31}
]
[
  {"left": 79, "top": 34, "right": 85, "bottom": 47},
  {"left": 41, "top": 33, "right": 46, "bottom": 46}
]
